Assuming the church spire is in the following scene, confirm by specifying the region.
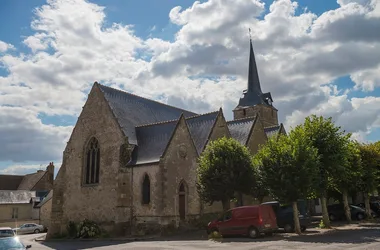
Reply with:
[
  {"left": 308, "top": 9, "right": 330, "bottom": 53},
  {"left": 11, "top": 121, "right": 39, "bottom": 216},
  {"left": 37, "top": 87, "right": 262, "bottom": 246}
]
[
  {"left": 247, "top": 32, "right": 262, "bottom": 94},
  {"left": 236, "top": 32, "right": 273, "bottom": 108}
]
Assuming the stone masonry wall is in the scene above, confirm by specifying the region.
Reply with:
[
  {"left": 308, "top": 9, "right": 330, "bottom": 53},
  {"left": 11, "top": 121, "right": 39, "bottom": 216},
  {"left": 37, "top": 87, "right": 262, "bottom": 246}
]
[
  {"left": 48, "top": 84, "right": 129, "bottom": 237},
  {"left": 160, "top": 116, "right": 200, "bottom": 225},
  {"left": 39, "top": 198, "right": 52, "bottom": 229},
  {"left": 132, "top": 163, "right": 161, "bottom": 223},
  {"left": 233, "top": 105, "right": 278, "bottom": 127},
  {"left": 246, "top": 118, "right": 268, "bottom": 155}
]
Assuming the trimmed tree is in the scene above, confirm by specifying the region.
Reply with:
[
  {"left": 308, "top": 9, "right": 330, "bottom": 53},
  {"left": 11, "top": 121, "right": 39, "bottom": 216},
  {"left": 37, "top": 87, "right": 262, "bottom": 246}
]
[
  {"left": 329, "top": 140, "right": 362, "bottom": 223},
  {"left": 300, "top": 115, "right": 350, "bottom": 228},
  {"left": 197, "top": 137, "right": 256, "bottom": 211},
  {"left": 357, "top": 143, "right": 380, "bottom": 218},
  {"left": 253, "top": 127, "right": 319, "bottom": 234}
]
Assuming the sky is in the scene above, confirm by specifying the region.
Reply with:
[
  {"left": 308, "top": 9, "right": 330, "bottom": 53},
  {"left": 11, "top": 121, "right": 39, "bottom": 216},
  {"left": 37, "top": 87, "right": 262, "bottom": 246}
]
[{"left": 0, "top": 0, "right": 380, "bottom": 176}]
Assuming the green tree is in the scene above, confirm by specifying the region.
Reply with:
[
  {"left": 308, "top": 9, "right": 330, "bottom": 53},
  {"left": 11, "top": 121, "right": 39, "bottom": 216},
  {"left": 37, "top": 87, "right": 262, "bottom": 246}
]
[
  {"left": 329, "top": 140, "right": 362, "bottom": 223},
  {"left": 300, "top": 115, "right": 350, "bottom": 228},
  {"left": 357, "top": 143, "right": 380, "bottom": 218},
  {"left": 254, "top": 128, "right": 319, "bottom": 234},
  {"left": 197, "top": 137, "right": 256, "bottom": 211}
]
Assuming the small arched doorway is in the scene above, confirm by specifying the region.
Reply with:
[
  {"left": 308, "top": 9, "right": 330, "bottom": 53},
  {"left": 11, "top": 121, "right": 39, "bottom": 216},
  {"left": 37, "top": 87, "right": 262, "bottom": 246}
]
[{"left": 178, "top": 181, "right": 186, "bottom": 220}]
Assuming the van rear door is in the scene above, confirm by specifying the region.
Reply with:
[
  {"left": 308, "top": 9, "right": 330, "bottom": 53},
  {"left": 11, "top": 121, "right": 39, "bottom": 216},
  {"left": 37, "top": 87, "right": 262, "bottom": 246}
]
[{"left": 260, "top": 205, "right": 277, "bottom": 229}]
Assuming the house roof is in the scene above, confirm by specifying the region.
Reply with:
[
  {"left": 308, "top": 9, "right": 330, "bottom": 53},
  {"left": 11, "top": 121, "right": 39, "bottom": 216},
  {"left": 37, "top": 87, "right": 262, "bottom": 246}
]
[
  {"left": 17, "top": 171, "right": 46, "bottom": 190},
  {"left": 0, "top": 190, "right": 36, "bottom": 204},
  {"left": 227, "top": 116, "right": 256, "bottom": 145},
  {"left": 98, "top": 84, "right": 197, "bottom": 145},
  {"left": 36, "top": 190, "right": 53, "bottom": 208},
  {"left": 130, "top": 119, "right": 179, "bottom": 165},
  {"left": 0, "top": 175, "right": 24, "bottom": 190},
  {"left": 186, "top": 111, "right": 219, "bottom": 154},
  {"left": 264, "top": 125, "right": 281, "bottom": 138}
]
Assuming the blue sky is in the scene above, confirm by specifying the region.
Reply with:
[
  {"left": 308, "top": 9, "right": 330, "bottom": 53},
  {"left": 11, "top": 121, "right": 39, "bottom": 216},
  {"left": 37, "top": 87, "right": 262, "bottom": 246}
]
[{"left": 0, "top": 0, "right": 379, "bottom": 175}]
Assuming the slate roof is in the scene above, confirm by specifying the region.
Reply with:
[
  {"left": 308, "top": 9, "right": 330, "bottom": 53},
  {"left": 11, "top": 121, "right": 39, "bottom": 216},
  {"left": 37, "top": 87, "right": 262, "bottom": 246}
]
[
  {"left": 0, "top": 175, "right": 24, "bottom": 190},
  {"left": 17, "top": 171, "right": 46, "bottom": 190},
  {"left": 98, "top": 84, "right": 197, "bottom": 145},
  {"left": 130, "top": 119, "right": 179, "bottom": 165},
  {"left": 264, "top": 125, "right": 281, "bottom": 138},
  {"left": 0, "top": 190, "right": 36, "bottom": 204},
  {"left": 186, "top": 111, "right": 219, "bottom": 154},
  {"left": 36, "top": 190, "right": 53, "bottom": 208},
  {"left": 227, "top": 116, "right": 256, "bottom": 145}
]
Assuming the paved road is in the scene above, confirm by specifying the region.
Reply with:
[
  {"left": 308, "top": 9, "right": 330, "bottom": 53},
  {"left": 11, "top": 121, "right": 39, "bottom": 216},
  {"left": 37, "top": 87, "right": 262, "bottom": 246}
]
[{"left": 19, "top": 226, "right": 380, "bottom": 250}]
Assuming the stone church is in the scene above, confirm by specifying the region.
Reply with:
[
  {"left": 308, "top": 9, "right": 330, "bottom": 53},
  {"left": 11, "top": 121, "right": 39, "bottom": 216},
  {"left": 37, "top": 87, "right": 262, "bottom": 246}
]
[{"left": 47, "top": 39, "right": 285, "bottom": 237}]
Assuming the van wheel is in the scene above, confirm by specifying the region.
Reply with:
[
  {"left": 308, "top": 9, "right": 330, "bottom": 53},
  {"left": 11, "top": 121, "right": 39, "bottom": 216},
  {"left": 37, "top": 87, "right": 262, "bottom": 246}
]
[
  {"left": 284, "top": 224, "right": 294, "bottom": 233},
  {"left": 248, "top": 227, "right": 259, "bottom": 239}
]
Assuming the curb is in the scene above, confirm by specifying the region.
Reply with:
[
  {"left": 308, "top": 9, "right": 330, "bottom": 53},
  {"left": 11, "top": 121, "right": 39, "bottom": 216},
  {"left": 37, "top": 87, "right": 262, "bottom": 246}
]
[{"left": 34, "top": 235, "right": 159, "bottom": 242}]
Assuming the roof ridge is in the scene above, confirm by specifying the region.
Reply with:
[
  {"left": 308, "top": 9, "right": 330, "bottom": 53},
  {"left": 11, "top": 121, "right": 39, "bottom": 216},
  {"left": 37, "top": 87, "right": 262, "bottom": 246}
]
[
  {"left": 185, "top": 110, "right": 219, "bottom": 120},
  {"left": 97, "top": 83, "right": 198, "bottom": 116},
  {"left": 264, "top": 124, "right": 281, "bottom": 129},
  {"left": 135, "top": 118, "right": 179, "bottom": 128},
  {"left": 227, "top": 116, "right": 256, "bottom": 123}
]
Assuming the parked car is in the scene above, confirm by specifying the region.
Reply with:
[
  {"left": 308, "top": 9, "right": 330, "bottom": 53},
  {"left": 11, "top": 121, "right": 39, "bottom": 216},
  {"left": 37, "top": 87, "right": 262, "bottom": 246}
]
[
  {"left": 13, "top": 223, "right": 45, "bottom": 235},
  {"left": 0, "top": 227, "right": 15, "bottom": 238},
  {"left": 327, "top": 204, "right": 367, "bottom": 221},
  {"left": 0, "top": 236, "right": 31, "bottom": 249},
  {"left": 207, "top": 205, "right": 278, "bottom": 238},
  {"left": 261, "top": 201, "right": 311, "bottom": 233},
  {"left": 356, "top": 201, "right": 380, "bottom": 217}
]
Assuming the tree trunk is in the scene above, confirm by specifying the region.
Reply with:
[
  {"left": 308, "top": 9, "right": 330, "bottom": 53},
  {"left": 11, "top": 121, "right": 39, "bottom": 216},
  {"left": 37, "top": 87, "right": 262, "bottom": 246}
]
[
  {"left": 342, "top": 189, "right": 352, "bottom": 223},
  {"left": 321, "top": 194, "right": 331, "bottom": 228},
  {"left": 364, "top": 193, "right": 372, "bottom": 219},
  {"left": 222, "top": 198, "right": 230, "bottom": 211},
  {"left": 292, "top": 202, "right": 301, "bottom": 235}
]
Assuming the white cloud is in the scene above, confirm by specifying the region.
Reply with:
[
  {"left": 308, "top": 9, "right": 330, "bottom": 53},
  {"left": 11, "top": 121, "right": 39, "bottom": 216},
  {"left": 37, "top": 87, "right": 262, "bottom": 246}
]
[
  {"left": 0, "top": 162, "right": 61, "bottom": 176},
  {"left": 1, "top": 0, "right": 380, "bottom": 168},
  {"left": 0, "top": 41, "right": 14, "bottom": 53}
]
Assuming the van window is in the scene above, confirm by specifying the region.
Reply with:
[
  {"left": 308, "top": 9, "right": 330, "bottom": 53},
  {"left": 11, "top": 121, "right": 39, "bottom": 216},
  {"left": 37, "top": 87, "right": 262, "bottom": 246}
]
[{"left": 223, "top": 211, "right": 233, "bottom": 221}]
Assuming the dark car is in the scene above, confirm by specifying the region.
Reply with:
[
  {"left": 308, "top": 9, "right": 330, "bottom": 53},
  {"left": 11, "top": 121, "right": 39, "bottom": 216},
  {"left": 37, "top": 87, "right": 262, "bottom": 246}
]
[
  {"left": 356, "top": 201, "right": 380, "bottom": 216},
  {"left": 327, "top": 204, "right": 366, "bottom": 221},
  {"left": 0, "top": 236, "right": 31, "bottom": 249},
  {"left": 261, "top": 201, "right": 311, "bottom": 233}
]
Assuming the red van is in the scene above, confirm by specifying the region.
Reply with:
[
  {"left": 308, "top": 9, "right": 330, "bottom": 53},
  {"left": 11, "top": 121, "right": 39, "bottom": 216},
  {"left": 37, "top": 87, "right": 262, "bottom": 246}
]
[{"left": 207, "top": 205, "right": 278, "bottom": 238}]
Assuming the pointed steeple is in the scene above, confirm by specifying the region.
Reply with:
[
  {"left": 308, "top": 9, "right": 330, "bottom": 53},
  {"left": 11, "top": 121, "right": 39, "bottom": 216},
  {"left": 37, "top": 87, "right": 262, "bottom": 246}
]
[
  {"left": 237, "top": 33, "right": 273, "bottom": 108},
  {"left": 247, "top": 38, "right": 262, "bottom": 94}
]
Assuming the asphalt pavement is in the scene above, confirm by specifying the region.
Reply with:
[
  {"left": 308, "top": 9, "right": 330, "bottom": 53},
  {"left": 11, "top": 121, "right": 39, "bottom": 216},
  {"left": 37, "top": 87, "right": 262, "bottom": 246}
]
[{"left": 18, "top": 225, "right": 380, "bottom": 250}]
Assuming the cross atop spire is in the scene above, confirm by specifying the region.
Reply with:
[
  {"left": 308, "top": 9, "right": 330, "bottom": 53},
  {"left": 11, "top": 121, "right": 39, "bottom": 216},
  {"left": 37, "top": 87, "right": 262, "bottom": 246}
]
[{"left": 236, "top": 36, "right": 273, "bottom": 108}]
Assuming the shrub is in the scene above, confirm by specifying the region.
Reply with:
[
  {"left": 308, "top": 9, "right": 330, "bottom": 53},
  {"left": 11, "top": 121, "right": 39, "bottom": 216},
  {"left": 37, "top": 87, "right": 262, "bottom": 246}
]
[
  {"left": 208, "top": 231, "right": 223, "bottom": 241},
  {"left": 319, "top": 219, "right": 327, "bottom": 229},
  {"left": 77, "top": 219, "right": 101, "bottom": 238}
]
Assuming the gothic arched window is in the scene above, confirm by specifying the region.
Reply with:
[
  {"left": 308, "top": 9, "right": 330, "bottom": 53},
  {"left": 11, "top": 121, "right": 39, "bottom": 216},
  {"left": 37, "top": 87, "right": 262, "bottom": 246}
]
[
  {"left": 142, "top": 174, "right": 150, "bottom": 204},
  {"left": 84, "top": 137, "right": 100, "bottom": 185}
]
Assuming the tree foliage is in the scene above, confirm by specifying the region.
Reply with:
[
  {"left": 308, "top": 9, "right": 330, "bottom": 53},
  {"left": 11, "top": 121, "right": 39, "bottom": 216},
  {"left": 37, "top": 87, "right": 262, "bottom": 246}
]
[
  {"left": 253, "top": 128, "right": 319, "bottom": 234},
  {"left": 299, "top": 115, "right": 350, "bottom": 227},
  {"left": 197, "top": 137, "right": 256, "bottom": 210},
  {"left": 254, "top": 128, "right": 319, "bottom": 203},
  {"left": 357, "top": 143, "right": 380, "bottom": 194}
]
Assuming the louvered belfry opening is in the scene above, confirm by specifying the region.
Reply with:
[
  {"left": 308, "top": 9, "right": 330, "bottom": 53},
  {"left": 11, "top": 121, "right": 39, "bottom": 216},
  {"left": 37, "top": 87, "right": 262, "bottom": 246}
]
[{"left": 84, "top": 137, "right": 100, "bottom": 184}]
